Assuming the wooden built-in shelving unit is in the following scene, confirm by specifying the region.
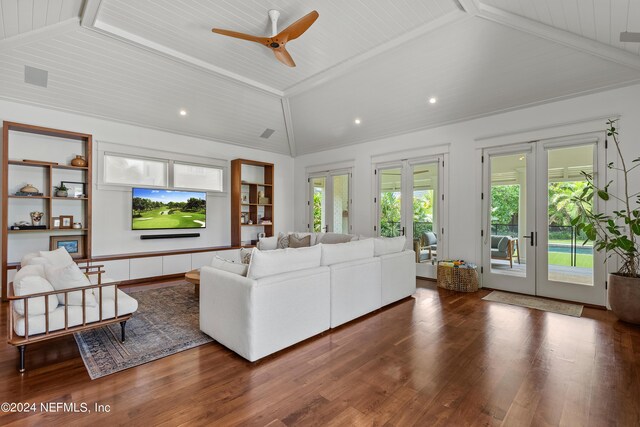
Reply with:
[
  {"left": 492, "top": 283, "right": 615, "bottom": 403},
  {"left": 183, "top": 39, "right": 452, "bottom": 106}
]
[
  {"left": 2, "top": 121, "right": 92, "bottom": 300},
  {"left": 231, "top": 159, "right": 274, "bottom": 247}
]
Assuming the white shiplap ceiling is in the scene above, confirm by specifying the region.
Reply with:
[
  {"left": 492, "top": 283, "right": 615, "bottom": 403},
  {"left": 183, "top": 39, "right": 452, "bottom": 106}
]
[
  {"left": 0, "top": 0, "right": 84, "bottom": 40},
  {"left": 483, "top": 0, "right": 640, "bottom": 56},
  {"left": 0, "top": 0, "right": 640, "bottom": 156}
]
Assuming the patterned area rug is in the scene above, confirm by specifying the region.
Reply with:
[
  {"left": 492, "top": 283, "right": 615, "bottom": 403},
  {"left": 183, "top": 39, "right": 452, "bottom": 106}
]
[
  {"left": 74, "top": 283, "right": 213, "bottom": 379},
  {"left": 482, "top": 291, "right": 584, "bottom": 317}
]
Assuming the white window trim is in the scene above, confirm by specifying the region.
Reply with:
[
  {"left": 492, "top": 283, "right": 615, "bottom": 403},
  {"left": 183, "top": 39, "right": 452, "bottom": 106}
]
[{"left": 97, "top": 141, "right": 228, "bottom": 195}]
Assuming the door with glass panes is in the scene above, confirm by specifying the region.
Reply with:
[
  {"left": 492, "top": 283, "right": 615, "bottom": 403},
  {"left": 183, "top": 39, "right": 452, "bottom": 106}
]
[
  {"left": 308, "top": 170, "right": 351, "bottom": 233},
  {"left": 482, "top": 136, "right": 606, "bottom": 305},
  {"left": 376, "top": 158, "right": 443, "bottom": 264}
]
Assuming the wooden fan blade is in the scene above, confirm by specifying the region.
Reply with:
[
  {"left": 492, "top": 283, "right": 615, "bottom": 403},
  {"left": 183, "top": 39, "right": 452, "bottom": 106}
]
[
  {"left": 273, "top": 47, "right": 296, "bottom": 67},
  {"left": 212, "top": 28, "right": 269, "bottom": 45},
  {"left": 277, "top": 10, "right": 319, "bottom": 42}
]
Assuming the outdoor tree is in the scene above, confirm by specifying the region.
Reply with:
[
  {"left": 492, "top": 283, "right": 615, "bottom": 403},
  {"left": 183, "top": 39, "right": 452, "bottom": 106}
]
[{"left": 491, "top": 185, "right": 520, "bottom": 224}]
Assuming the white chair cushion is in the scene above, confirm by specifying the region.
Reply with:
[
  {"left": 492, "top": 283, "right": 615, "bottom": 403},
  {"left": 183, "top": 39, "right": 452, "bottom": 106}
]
[
  {"left": 45, "top": 263, "right": 97, "bottom": 307},
  {"left": 22, "top": 255, "right": 48, "bottom": 267},
  {"left": 12, "top": 275, "right": 59, "bottom": 316},
  {"left": 21, "top": 252, "right": 40, "bottom": 267},
  {"left": 211, "top": 256, "right": 248, "bottom": 276},
  {"left": 374, "top": 236, "right": 407, "bottom": 256},
  {"left": 320, "top": 238, "right": 374, "bottom": 266},
  {"left": 39, "top": 247, "right": 75, "bottom": 267},
  {"left": 247, "top": 245, "right": 321, "bottom": 279},
  {"left": 13, "top": 289, "right": 138, "bottom": 337}
]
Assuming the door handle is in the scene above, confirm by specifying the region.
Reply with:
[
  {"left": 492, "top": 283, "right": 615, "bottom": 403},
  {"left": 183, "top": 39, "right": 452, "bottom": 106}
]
[
  {"left": 401, "top": 227, "right": 406, "bottom": 236},
  {"left": 522, "top": 232, "right": 534, "bottom": 246}
]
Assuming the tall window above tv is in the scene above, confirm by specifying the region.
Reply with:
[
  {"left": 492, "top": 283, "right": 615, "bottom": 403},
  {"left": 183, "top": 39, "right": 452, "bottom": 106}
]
[
  {"left": 174, "top": 162, "right": 223, "bottom": 192},
  {"left": 132, "top": 188, "right": 206, "bottom": 230},
  {"left": 104, "top": 153, "right": 168, "bottom": 187}
]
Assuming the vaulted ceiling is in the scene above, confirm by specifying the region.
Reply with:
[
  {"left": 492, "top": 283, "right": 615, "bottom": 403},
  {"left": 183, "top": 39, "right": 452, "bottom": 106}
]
[{"left": 1, "top": 0, "right": 640, "bottom": 156}]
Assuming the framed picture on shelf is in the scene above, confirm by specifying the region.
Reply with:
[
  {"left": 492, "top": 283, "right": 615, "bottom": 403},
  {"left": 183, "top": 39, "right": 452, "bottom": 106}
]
[
  {"left": 52, "top": 217, "right": 61, "bottom": 229},
  {"left": 50, "top": 235, "right": 85, "bottom": 259},
  {"left": 59, "top": 215, "right": 73, "bottom": 229},
  {"left": 61, "top": 181, "right": 86, "bottom": 198}
]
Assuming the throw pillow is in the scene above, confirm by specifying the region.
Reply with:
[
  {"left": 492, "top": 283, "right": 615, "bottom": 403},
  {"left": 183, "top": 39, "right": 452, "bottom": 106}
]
[
  {"left": 277, "top": 232, "right": 290, "bottom": 249},
  {"left": 318, "top": 233, "right": 354, "bottom": 245},
  {"left": 13, "top": 275, "right": 59, "bottom": 316},
  {"left": 257, "top": 236, "right": 278, "bottom": 251},
  {"left": 44, "top": 263, "right": 97, "bottom": 306},
  {"left": 39, "top": 247, "right": 75, "bottom": 267},
  {"left": 240, "top": 247, "right": 253, "bottom": 264},
  {"left": 21, "top": 252, "right": 40, "bottom": 267},
  {"left": 373, "top": 236, "right": 407, "bottom": 256},
  {"left": 211, "top": 256, "right": 248, "bottom": 276},
  {"left": 289, "top": 234, "right": 311, "bottom": 248}
]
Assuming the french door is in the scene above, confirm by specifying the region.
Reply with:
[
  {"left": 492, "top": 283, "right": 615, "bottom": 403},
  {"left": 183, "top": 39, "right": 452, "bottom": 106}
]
[
  {"left": 376, "top": 157, "right": 444, "bottom": 262},
  {"left": 308, "top": 170, "right": 352, "bottom": 233},
  {"left": 482, "top": 136, "right": 606, "bottom": 305}
]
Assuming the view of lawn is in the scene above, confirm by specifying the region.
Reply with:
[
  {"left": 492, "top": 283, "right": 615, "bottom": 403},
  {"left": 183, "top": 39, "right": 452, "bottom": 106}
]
[
  {"left": 548, "top": 252, "right": 593, "bottom": 268},
  {"left": 133, "top": 206, "right": 206, "bottom": 229}
]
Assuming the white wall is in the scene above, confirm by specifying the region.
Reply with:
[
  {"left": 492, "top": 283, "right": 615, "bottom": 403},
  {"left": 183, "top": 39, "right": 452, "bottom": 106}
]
[
  {"left": 0, "top": 99, "right": 295, "bottom": 261},
  {"left": 294, "top": 83, "right": 640, "bottom": 269}
]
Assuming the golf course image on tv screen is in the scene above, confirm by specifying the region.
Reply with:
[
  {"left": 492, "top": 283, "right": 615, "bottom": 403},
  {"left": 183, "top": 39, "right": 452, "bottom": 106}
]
[{"left": 132, "top": 188, "right": 206, "bottom": 230}]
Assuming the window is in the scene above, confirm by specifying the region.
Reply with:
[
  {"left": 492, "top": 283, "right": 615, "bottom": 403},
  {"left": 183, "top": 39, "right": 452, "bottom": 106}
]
[
  {"left": 174, "top": 162, "right": 223, "bottom": 192},
  {"left": 104, "top": 153, "right": 168, "bottom": 187}
]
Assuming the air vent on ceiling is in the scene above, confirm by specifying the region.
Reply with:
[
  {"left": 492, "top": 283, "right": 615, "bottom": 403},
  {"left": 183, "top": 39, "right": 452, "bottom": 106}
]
[
  {"left": 260, "top": 128, "right": 276, "bottom": 139},
  {"left": 24, "top": 66, "right": 48, "bottom": 88}
]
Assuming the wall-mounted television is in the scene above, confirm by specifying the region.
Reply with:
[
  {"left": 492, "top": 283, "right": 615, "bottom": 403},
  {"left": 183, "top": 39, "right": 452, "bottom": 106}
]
[{"left": 132, "top": 188, "right": 206, "bottom": 230}]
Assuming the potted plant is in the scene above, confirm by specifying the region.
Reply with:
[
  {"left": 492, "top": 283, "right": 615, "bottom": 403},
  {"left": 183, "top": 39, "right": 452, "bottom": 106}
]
[
  {"left": 54, "top": 183, "right": 69, "bottom": 197},
  {"left": 573, "top": 119, "right": 640, "bottom": 324}
]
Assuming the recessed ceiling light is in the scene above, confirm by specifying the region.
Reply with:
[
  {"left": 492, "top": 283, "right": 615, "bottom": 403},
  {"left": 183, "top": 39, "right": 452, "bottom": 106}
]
[
  {"left": 428, "top": 97, "right": 437, "bottom": 104},
  {"left": 354, "top": 118, "right": 361, "bottom": 125},
  {"left": 179, "top": 109, "right": 187, "bottom": 116}
]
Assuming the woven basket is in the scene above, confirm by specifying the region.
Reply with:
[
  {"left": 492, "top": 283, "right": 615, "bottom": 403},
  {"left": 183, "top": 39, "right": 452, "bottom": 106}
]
[{"left": 437, "top": 263, "right": 479, "bottom": 292}]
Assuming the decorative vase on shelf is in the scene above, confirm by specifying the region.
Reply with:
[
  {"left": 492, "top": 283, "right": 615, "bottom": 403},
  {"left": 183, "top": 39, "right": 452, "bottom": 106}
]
[
  {"left": 71, "top": 155, "right": 87, "bottom": 167},
  {"left": 73, "top": 222, "right": 82, "bottom": 229},
  {"left": 56, "top": 190, "right": 68, "bottom": 197},
  {"left": 20, "top": 184, "right": 39, "bottom": 194}
]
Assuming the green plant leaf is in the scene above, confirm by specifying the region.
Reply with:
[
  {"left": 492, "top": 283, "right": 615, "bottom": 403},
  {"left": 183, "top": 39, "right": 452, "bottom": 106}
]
[
  {"left": 632, "top": 223, "right": 640, "bottom": 236},
  {"left": 598, "top": 190, "right": 609, "bottom": 201}
]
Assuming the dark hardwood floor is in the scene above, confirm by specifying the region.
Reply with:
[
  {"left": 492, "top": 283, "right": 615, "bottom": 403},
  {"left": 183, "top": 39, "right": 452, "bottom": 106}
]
[{"left": 1, "top": 279, "right": 639, "bottom": 426}]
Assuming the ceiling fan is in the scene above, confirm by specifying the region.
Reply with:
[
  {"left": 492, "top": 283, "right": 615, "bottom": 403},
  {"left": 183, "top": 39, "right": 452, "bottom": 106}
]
[
  {"left": 212, "top": 9, "right": 319, "bottom": 67},
  {"left": 620, "top": 32, "right": 640, "bottom": 43}
]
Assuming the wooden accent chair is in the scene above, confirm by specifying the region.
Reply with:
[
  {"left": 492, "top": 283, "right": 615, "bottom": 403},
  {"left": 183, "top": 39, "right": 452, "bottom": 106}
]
[
  {"left": 7, "top": 251, "right": 138, "bottom": 372},
  {"left": 490, "top": 236, "right": 520, "bottom": 268}
]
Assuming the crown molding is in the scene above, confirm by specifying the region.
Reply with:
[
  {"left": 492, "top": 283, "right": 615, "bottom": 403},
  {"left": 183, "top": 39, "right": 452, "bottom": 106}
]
[
  {"left": 88, "top": 20, "right": 284, "bottom": 97},
  {"left": 283, "top": 9, "right": 470, "bottom": 98},
  {"left": 476, "top": 3, "right": 640, "bottom": 72},
  {"left": 81, "top": 0, "right": 103, "bottom": 28},
  {"left": 281, "top": 98, "right": 297, "bottom": 157},
  {"left": 457, "top": 0, "right": 480, "bottom": 16}
]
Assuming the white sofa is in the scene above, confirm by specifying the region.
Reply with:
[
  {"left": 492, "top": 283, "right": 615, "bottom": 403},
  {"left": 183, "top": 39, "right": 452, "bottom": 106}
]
[
  {"left": 200, "top": 236, "right": 415, "bottom": 362},
  {"left": 200, "top": 245, "right": 330, "bottom": 362}
]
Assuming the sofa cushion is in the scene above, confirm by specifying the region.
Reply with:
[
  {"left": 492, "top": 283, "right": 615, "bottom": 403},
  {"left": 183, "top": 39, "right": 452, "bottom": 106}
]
[
  {"left": 45, "top": 263, "right": 97, "bottom": 307},
  {"left": 248, "top": 245, "right": 321, "bottom": 279},
  {"left": 373, "top": 236, "right": 406, "bottom": 256},
  {"left": 257, "top": 236, "right": 278, "bottom": 251},
  {"left": 39, "top": 247, "right": 75, "bottom": 267},
  {"left": 13, "top": 269, "right": 59, "bottom": 316},
  {"left": 240, "top": 248, "right": 253, "bottom": 264},
  {"left": 320, "top": 238, "right": 374, "bottom": 266},
  {"left": 317, "top": 233, "right": 354, "bottom": 245},
  {"left": 289, "top": 234, "right": 311, "bottom": 248},
  {"left": 277, "top": 232, "right": 290, "bottom": 249},
  {"left": 211, "top": 256, "right": 249, "bottom": 276}
]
